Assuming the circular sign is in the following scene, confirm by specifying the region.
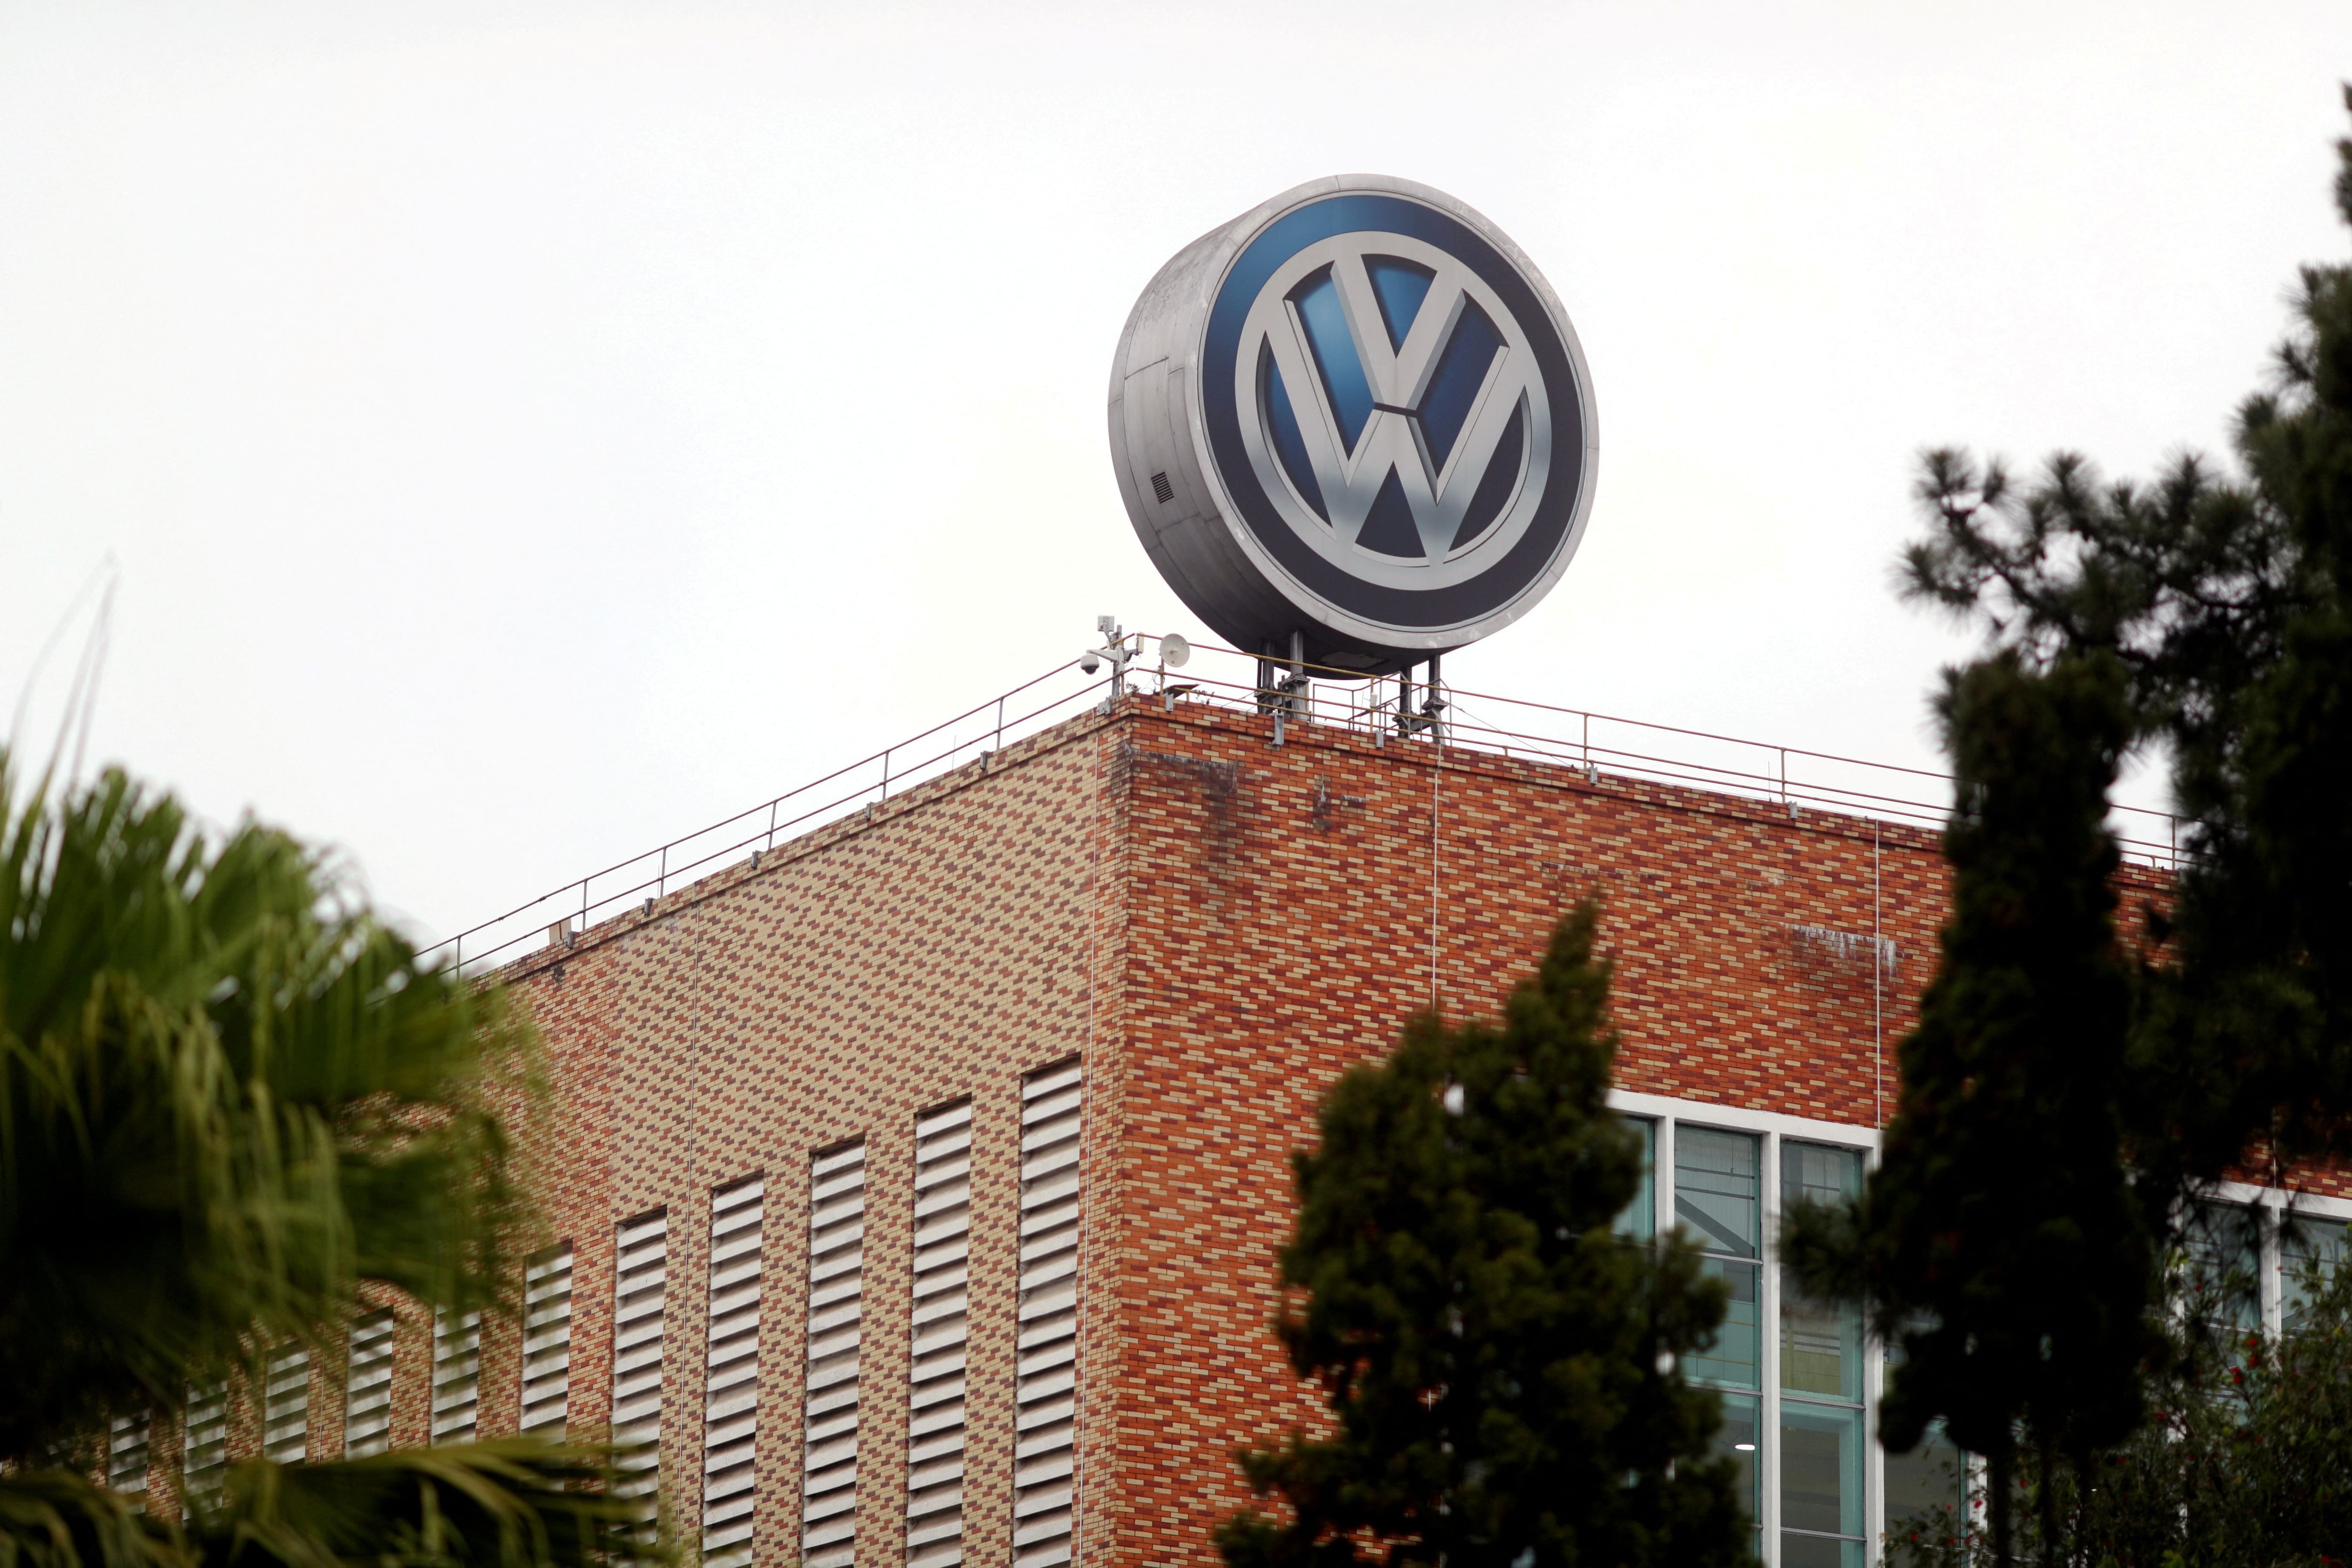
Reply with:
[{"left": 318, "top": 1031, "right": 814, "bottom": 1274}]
[{"left": 1109, "top": 175, "right": 1597, "bottom": 675}]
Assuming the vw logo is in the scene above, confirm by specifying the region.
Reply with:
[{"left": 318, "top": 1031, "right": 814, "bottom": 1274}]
[{"left": 1110, "top": 176, "right": 1596, "bottom": 674}]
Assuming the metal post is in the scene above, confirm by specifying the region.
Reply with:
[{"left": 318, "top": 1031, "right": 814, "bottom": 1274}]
[
  {"left": 1288, "top": 629, "right": 1307, "bottom": 721},
  {"left": 767, "top": 800, "right": 778, "bottom": 852},
  {"left": 882, "top": 747, "right": 891, "bottom": 800},
  {"left": 658, "top": 844, "right": 667, "bottom": 898}
]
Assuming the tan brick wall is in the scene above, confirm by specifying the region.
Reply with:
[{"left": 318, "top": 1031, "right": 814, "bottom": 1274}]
[{"left": 365, "top": 692, "right": 2186, "bottom": 1567}]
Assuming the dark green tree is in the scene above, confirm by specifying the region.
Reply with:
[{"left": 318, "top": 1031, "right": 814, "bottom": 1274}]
[
  {"left": 1898, "top": 88, "right": 2352, "bottom": 1199},
  {"left": 0, "top": 748, "right": 667, "bottom": 1568},
  {"left": 1785, "top": 655, "right": 2161, "bottom": 1568},
  {"left": 1888, "top": 1234, "right": 2352, "bottom": 1568},
  {"left": 1216, "top": 903, "right": 1752, "bottom": 1568}
]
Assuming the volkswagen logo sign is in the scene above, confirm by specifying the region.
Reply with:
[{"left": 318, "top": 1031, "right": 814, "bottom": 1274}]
[{"left": 1110, "top": 175, "right": 1596, "bottom": 675}]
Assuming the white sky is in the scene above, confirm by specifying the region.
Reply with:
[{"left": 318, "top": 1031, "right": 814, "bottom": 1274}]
[{"left": 2, "top": 1, "right": 2346, "bottom": 945}]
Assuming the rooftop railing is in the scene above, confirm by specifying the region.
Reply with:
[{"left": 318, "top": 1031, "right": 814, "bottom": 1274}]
[{"left": 419, "top": 633, "right": 2185, "bottom": 976}]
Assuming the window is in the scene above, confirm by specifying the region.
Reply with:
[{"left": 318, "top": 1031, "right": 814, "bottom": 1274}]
[
  {"left": 182, "top": 1381, "right": 229, "bottom": 1513},
  {"left": 801, "top": 1141, "right": 868, "bottom": 1568},
  {"left": 1014, "top": 1060, "right": 1084, "bottom": 1568},
  {"left": 1780, "top": 1141, "right": 1865, "bottom": 1568},
  {"left": 1614, "top": 1116, "right": 1656, "bottom": 1242},
  {"left": 1677, "top": 1127, "right": 1762, "bottom": 1390},
  {"left": 703, "top": 1176, "right": 766, "bottom": 1568},
  {"left": 106, "top": 1412, "right": 150, "bottom": 1499},
  {"left": 1883, "top": 1423, "right": 1967, "bottom": 1556},
  {"left": 263, "top": 1346, "right": 310, "bottom": 1463},
  {"left": 906, "top": 1100, "right": 975, "bottom": 1568},
  {"left": 1675, "top": 1125, "right": 1762, "bottom": 1559},
  {"left": 344, "top": 1311, "right": 396, "bottom": 1457},
  {"left": 612, "top": 1207, "right": 670, "bottom": 1505},
  {"left": 520, "top": 1247, "right": 574, "bottom": 1435},
  {"left": 2183, "top": 1200, "right": 2262, "bottom": 1337},
  {"left": 2279, "top": 1209, "right": 2347, "bottom": 1331},
  {"left": 430, "top": 1311, "right": 481, "bottom": 1442}
]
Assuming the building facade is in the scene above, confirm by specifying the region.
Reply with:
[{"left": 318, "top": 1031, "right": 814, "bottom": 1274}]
[{"left": 137, "top": 685, "right": 2352, "bottom": 1566}]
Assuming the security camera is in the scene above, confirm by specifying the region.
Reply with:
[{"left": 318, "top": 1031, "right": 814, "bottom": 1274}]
[{"left": 1080, "top": 650, "right": 1102, "bottom": 675}]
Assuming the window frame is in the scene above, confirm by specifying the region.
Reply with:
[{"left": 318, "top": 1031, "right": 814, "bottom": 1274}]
[{"left": 1610, "top": 1091, "right": 1881, "bottom": 1567}]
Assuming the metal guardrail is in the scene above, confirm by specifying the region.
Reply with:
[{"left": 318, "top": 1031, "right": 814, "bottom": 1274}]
[{"left": 420, "top": 634, "right": 2184, "bottom": 976}]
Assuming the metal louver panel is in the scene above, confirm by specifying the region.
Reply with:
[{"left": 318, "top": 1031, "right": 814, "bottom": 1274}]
[
  {"left": 702, "top": 1177, "right": 766, "bottom": 1568},
  {"left": 521, "top": 1246, "right": 575, "bottom": 1435},
  {"left": 905, "top": 1101, "right": 974, "bottom": 1568},
  {"left": 344, "top": 1311, "right": 396, "bottom": 1457},
  {"left": 800, "top": 1141, "right": 868, "bottom": 1568},
  {"left": 612, "top": 1208, "right": 670, "bottom": 1503},
  {"left": 431, "top": 1311, "right": 482, "bottom": 1443},
  {"left": 1012, "top": 1061, "right": 1083, "bottom": 1568},
  {"left": 182, "top": 1382, "right": 229, "bottom": 1512},
  {"left": 263, "top": 1346, "right": 310, "bottom": 1462},
  {"left": 107, "top": 1412, "right": 150, "bottom": 1497}
]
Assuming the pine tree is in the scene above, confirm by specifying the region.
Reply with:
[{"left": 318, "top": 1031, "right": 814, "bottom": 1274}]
[
  {"left": 1784, "top": 655, "right": 2160, "bottom": 1568},
  {"left": 1896, "top": 89, "right": 2352, "bottom": 1203},
  {"left": 1217, "top": 903, "right": 1752, "bottom": 1568}
]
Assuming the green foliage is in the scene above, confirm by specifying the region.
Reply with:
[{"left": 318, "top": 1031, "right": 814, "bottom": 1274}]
[
  {"left": 190, "top": 1441, "right": 658, "bottom": 1568},
  {"left": 1885, "top": 1249, "right": 2352, "bottom": 1568},
  {"left": 0, "top": 748, "right": 665, "bottom": 1568},
  {"left": 1217, "top": 903, "right": 1752, "bottom": 1568},
  {"left": 0, "top": 1442, "right": 660, "bottom": 1568},
  {"left": 1784, "top": 656, "right": 2160, "bottom": 1565},
  {"left": 0, "top": 748, "right": 538, "bottom": 1460},
  {"left": 1896, "top": 88, "right": 2352, "bottom": 1196}
]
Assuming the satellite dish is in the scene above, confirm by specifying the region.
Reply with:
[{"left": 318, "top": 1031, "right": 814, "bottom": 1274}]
[{"left": 1160, "top": 634, "right": 1191, "bottom": 669}]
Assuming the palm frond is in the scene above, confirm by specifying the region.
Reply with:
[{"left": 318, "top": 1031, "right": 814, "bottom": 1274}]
[
  {"left": 0, "top": 748, "right": 545, "bottom": 1460},
  {"left": 191, "top": 1441, "right": 670, "bottom": 1568},
  {"left": 0, "top": 1470, "right": 185, "bottom": 1568}
]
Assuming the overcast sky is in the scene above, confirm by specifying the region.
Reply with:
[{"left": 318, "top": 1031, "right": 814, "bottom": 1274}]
[{"left": 2, "top": 1, "right": 2346, "bottom": 945}]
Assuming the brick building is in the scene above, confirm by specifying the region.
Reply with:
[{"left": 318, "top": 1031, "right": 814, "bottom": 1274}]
[{"left": 149, "top": 672, "right": 2348, "bottom": 1568}]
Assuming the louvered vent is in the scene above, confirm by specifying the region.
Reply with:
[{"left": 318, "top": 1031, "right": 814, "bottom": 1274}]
[
  {"left": 905, "top": 1100, "right": 974, "bottom": 1568},
  {"left": 521, "top": 1246, "right": 575, "bottom": 1435},
  {"left": 612, "top": 1208, "right": 670, "bottom": 1504},
  {"left": 263, "top": 1346, "right": 310, "bottom": 1462},
  {"left": 702, "top": 1177, "right": 766, "bottom": 1568},
  {"left": 431, "top": 1311, "right": 481, "bottom": 1442},
  {"left": 1013, "top": 1061, "right": 1083, "bottom": 1568},
  {"left": 801, "top": 1141, "right": 868, "bottom": 1568},
  {"left": 182, "top": 1382, "right": 229, "bottom": 1511},
  {"left": 344, "top": 1311, "right": 396, "bottom": 1457},
  {"left": 107, "top": 1412, "right": 150, "bottom": 1497},
  {"left": 1150, "top": 471, "right": 1174, "bottom": 505}
]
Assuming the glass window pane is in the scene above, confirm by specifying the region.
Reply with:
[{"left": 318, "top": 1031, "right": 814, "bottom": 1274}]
[
  {"left": 2183, "top": 1200, "right": 2261, "bottom": 1333},
  {"left": 1884, "top": 1423, "right": 1968, "bottom": 1552},
  {"left": 1781, "top": 1140, "right": 1862, "bottom": 1209},
  {"left": 1779, "top": 1534, "right": 1863, "bottom": 1568},
  {"left": 1781, "top": 1268, "right": 1863, "bottom": 1401},
  {"left": 1615, "top": 1117, "right": 1656, "bottom": 1242},
  {"left": 1686, "top": 1257, "right": 1760, "bottom": 1388},
  {"left": 1711, "top": 1391, "right": 1761, "bottom": 1534},
  {"left": 1781, "top": 1400, "right": 1864, "bottom": 1539},
  {"left": 1675, "top": 1127, "right": 1760, "bottom": 1258},
  {"left": 2280, "top": 1210, "right": 2348, "bottom": 1330},
  {"left": 1781, "top": 1141, "right": 1864, "bottom": 1401}
]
